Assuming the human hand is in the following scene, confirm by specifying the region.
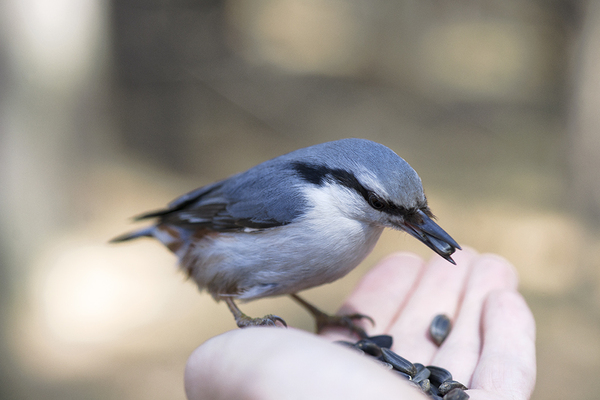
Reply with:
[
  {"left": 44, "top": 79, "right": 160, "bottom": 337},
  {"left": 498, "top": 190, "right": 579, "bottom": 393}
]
[{"left": 185, "top": 249, "right": 536, "bottom": 400}]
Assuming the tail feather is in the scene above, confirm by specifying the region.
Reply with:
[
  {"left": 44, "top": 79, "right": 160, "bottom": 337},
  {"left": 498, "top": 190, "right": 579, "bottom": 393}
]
[
  {"left": 109, "top": 226, "right": 155, "bottom": 243},
  {"left": 134, "top": 208, "right": 171, "bottom": 221}
]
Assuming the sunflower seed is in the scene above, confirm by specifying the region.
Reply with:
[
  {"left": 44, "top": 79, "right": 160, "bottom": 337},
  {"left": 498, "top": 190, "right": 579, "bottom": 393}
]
[
  {"left": 430, "top": 314, "right": 452, "bottom": 346},
  {"left": 413, "top": 365, "right": 431, "bottom": 383},
  {"left": 333, "top": 336, "right": 469, "bottom": 399},
  {"left": 354, "top": 339, "right": 383, "bottom": 357},
  {"left": 443, "top": 388, "right": 469, "bottom": 400},
  {"left": 438, "top": 380, "right": 468, "bottom": 396},
  {"left": 334, "top": 340, "right": 356, "bottom": 348},
  {"left": 367, "top": 334, "right": 393, "bottom": 349},
  {"left": 395, "top": 370, "right": 412, "bottom": 380},
  {"left": 418, "top": 378, "right": 431, "bottom": 393},
  {"left": 381, "top": 348, "right": 417, "bottom": 377},
  {"left": 427, "top": 365, "right": 452, "bottom": 386}
]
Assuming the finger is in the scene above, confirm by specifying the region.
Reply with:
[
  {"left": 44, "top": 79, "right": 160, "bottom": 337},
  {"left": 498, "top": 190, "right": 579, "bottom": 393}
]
[
  {"left": 185, "top": 328, "right": 426, "bottom": 400},
  {"left": 469, "top": 291, "right": 536, "bottom": 400},
  {"left": 386, "top": 248, "right": 478, "bottom": 363},
  {"left": 431, "top": 254, "right": 519, "bottom": 385},
  {"left": 320, "top": 252, "right": 426, "bottom": 341}
]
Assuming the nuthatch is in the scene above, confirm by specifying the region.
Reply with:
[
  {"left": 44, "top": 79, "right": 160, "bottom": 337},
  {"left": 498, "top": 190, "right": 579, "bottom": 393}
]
[{"left": 112, "top": 138, "right": 460, "bottom": 335}]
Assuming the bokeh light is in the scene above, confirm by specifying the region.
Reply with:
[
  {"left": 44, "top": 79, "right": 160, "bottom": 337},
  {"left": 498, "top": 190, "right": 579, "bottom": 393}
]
[{"left": 37, "top": 243, "right": 169, "bottom": 344}]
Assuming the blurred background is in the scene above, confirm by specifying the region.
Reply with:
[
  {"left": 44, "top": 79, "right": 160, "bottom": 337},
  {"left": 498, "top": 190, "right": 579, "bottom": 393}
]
[{"left": 1, "top": 0, "right": 600, "bottom": 398}]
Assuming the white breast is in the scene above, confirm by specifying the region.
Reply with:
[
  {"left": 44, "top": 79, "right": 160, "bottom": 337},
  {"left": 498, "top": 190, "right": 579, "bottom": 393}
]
[{"left": 182, "top": 183, "right": 384, "bottom": 300}]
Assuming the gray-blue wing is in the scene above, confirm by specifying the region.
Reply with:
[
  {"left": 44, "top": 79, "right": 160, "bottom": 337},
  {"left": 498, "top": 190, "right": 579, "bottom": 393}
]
[{"left": 135, "top": 164, "right": 307, "bottom": 232}]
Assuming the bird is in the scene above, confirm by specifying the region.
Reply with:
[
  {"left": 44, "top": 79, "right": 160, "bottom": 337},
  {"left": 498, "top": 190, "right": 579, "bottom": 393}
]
[{"left": 111, "top": 138, "right": 460, "bottom": 336}]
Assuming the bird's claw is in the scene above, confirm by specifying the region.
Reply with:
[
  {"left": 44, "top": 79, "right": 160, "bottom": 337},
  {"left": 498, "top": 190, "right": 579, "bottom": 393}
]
[
  {"left": 269, "top": 314, "right": 288, "bottom": 327},
  {"left": 342, "top": 313, "right": 375, "bottom": 327},
  {"left": 235, "top": 313, "right": 288, "bottom": 328},
  {"left": 289, "top": 294, "right": 374, "bottom": 338},
  {"left": 315, "top": 312, "right": 374, "bottom": 339}
]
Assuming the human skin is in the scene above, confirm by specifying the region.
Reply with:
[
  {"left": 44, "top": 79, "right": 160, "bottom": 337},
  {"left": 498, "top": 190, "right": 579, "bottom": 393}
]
[{"left": 185, "top": 249, "right": 536, "bottom": 400}]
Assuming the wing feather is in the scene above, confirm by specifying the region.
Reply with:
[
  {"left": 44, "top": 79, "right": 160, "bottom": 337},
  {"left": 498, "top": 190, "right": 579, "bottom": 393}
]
[{"left": 136, "top": 166, "right": 305, "bottom": 232}]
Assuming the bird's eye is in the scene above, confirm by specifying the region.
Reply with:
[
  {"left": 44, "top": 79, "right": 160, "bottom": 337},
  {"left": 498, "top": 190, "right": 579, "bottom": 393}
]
[{"left": 368, "top": 193, "right": 387, "bottom": 210}]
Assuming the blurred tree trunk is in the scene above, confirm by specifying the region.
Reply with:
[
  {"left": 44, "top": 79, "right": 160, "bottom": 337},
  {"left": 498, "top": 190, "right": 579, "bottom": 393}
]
[{"left": 569, "top": 0, "right": 600, "bottom": 226}]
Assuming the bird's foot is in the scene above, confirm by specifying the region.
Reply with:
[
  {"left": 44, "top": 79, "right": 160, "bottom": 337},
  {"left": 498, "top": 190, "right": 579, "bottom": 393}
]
[
  {"left": 224, "top": 297, "right": 287, "bottom": 328},
  {"left": 290, "top": 294, "right": 374, "bottom": 338},
  {"left": 314, "top": 312, "right": 374, "bottom": 339},
  {"left": 235, "top": 313, "right": 288, "bottom": 328}
]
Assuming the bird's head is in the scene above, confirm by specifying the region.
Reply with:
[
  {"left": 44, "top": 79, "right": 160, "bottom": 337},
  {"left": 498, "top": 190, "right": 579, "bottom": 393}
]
[{"left": 290, "top": 139, "right": 461, "bottom": 263}]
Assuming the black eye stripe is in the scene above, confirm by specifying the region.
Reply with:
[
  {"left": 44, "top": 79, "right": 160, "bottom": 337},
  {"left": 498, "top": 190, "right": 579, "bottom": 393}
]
[
  {"left": 291, "top": 161, "right": 429, "bottom": 218},
  {"left": 292, "top": 161, "right": 369, "bottom": 197}
]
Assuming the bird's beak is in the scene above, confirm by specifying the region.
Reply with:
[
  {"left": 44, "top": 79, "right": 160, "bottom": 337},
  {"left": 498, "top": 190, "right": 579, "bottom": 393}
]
[{"left": 398, "top": 210, "right": 461, "bottom": 264}]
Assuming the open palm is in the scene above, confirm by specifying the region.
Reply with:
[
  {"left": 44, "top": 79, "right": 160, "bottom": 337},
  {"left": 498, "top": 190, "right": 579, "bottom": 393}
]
[{"left": 185, "top": 249, "right": 536, "bottom": 400}]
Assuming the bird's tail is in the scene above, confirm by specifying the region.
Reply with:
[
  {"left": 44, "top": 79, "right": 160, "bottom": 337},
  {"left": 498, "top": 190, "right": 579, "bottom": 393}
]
[{"left": 109, "top": 226, "right": 155, "bottom": 243}]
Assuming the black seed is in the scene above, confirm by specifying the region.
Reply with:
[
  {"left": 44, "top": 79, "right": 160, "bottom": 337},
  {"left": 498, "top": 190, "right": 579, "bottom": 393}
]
[
  {"left": 367, "top": 334, "right": 393, "bottom": 349},
  {"left": 443, "top": 388, "right": 469, "bottom": 400},
  {"left": 394, "top": 370, "right": 412, "bottom": 380},
  {"left": 413, "top": 366, "right": 431, "bottom": 383},
  {"left": 438, "top": 380, "right": 468, "bottom": 396},
  {"left": 381, "top": 348, "right": 417, "bottom": 377},
  {"left": 334, "top": 340, "right": 355, "bottom": 348},
  {"left": 427, "top": 365, "right": 453, "bottom": 386},
  {"left": 354, "top": 339, "right": 383, "bottom": 357},
  {"left": 430, "top": 314, "right": 452, "bottom": 346},
  {"left": 337, "top": 336, "right": 466, "bottom": 397},
  {"left": 418, "top": 378, "right": 431, "bottom": 393}
]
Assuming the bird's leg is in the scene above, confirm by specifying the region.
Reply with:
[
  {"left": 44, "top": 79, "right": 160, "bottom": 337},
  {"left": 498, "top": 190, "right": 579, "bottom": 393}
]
[
  {"left": 224, "top": 297, "right": 287, "bottom": 328},
  {"left": 290, "top": 294, "right": 373, "bottom": 338}
]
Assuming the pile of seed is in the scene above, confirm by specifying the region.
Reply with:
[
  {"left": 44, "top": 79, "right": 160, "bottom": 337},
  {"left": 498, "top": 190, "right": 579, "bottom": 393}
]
[{"left": 335, "top": 334, "right": 469, "bottom": 400}]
